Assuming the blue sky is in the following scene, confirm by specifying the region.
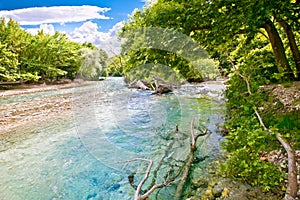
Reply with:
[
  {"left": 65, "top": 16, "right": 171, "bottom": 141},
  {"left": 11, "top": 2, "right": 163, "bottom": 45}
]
[{"left": 0, "top": 0, "right": 150, "bottom": 54}]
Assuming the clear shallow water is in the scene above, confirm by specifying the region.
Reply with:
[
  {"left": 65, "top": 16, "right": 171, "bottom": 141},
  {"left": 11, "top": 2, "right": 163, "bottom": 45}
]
[{"left": 0, "top": 78, "right": 225, "bottom": 200}]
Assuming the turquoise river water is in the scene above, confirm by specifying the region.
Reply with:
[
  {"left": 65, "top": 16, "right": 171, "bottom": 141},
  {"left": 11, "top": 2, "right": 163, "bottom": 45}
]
[{"left": 0, "top": 77, "right": 225, "bottom": 200}]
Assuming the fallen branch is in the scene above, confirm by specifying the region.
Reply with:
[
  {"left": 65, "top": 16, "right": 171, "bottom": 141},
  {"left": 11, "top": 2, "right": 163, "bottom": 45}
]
[
  {"left": 226, "top": 51, "right": 298, "bottom": 200},
  {"left": 152, "top": 75, "right": 173, "bottom": 94},
  {"left": 276, "top": 134, "right": 298, "bottom": 199},
  {"left": 147, "top": 131, "right": 176, "bottom": 191},
  {"left": 175, "top": 119, "right": 209, "bottom": 200},
  {"left": 139, "top": 166, "right": 182, "bottom": 200},
  {"left": 118, "top": 122, "right": 209, "bottom": 200},
  {"left": 116, "top": 157, "right": 182, "bottom": 200},
  {"left": 115, "top": 158, "right": 153, "bottom": 200},
  {"left": 136, "top": 80, "right": 150, "bottom": 90},
  {"left": 135, "top": 159, "right": 153, "bottom": 200}
]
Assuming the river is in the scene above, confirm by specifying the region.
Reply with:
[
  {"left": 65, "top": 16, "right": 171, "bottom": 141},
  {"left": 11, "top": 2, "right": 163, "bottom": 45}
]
[{"left": 0, "top": 77, "right": 225, "bottom": 200}]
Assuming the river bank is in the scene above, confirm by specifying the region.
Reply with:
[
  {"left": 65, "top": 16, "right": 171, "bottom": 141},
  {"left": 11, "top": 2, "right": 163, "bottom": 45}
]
[
  {"left": 0, "top": 79, "right": 92, "bottom": 97},
  {"left": 0, "top": 80, "right": 95, "bottom": 149}
]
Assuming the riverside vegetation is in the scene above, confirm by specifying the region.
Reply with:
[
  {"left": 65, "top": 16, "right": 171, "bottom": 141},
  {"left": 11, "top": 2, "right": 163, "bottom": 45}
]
[
  {"left": 1, "top": 0, "right": 300, "bottom": 199},
  {"left": 0, "top": 18, "right": 108, "bottom": 83}
]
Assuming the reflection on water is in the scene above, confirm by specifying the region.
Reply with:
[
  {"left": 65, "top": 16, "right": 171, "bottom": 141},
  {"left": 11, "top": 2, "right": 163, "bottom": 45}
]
[{"left": 0, "top": 78, "right": 225, "bottom": 200}]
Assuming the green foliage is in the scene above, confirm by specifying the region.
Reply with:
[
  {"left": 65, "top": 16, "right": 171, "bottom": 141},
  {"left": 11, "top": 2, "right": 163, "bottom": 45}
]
[
  {"left": 0, "top": 42, "right": 19, "bottom": 81},
  {"left": 124, "top": 62, "right": 183, "bottom": 87},
  {"left": 106, "top": 55, "right": 124, "bottom": 77},
  {"left": 223, "top": 60, "right": 299, "bottom": 191},
  {"left": 219, "top": 147, "right": 285, "bottom": 191},
  {"left": 222, "top": 78, "right": 286, "bottom": 190},
  {"left": 119, "top": 6, "right": 217, "bottom": 83},
  {"left": 219, "top": 11, "right": 299, "bottom": 188},
  {"left": 77, "top": 48, "right": 109, "bottom": 80},
  {"left": 121, "top": 47, "right": 204, "bottom": 83},
  {"left": 263, "top": 109, "right": 300, "bottom": 149},
  {"left": 0, "top": 17, "right": 108, "bottom": 83}
]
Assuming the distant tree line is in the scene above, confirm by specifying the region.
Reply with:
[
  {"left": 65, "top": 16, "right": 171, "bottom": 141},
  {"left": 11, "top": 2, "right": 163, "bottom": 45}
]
[{"left": 0, "top": 18, "right": 109, "bottom": 83}]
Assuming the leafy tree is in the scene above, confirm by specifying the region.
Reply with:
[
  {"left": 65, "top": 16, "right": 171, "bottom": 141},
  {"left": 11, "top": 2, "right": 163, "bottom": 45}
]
[
  {"left": 120, "top": 5, "right": 213, "bottom": 83},
  {"left": 123, "top": 0, "right": 299, "bottom": 79},
  {"left": 78, "top": 48, "right": 109, "bottom": 80},
  {"left": 0, "top": 17, "right": 86, "bottom": 82},
  {"left": 107, "top": 55, "right": 125, "bottom": 76},
  {"left": 0, "top": 42, "right": 19, "bottom": 81}
]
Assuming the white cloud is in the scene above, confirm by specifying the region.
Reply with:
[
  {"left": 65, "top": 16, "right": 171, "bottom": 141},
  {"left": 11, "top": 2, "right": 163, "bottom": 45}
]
[
  {"left": 67, "top": 21, "right": 124, "bottom": 56},
  {"left": 26, "top": 24, "right": 55, "bottom": 35},
  {"left": 0, "top": 6, "right": 111, "bottom": 25},
  {"left": 75, "top": 21, "right": 99, "bottom": 34},
  {"left": 107, "top": 21, "right": 124, "bottom": 37}
]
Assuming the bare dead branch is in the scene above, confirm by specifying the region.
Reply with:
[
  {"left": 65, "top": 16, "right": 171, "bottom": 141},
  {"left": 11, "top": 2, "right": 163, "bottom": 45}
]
[
  {"left": 226, "top": 51, "right": 252, "bottom": 95},
  {"left": 116, "top": 156, "right": 182, "bottom": 200},
  {"left": 135, "top": 159, "right": 153, "bottom": 200},
  {"left": 174, "top": 120, "right": 209, "bottom": 200},
  {"left": 191, "top": 118, "right": 196, "bottom": 146},
  {"left": 276, "top": 134, "right": 298, "bottom": 199},
  {"left": 115, "top": 158, "right": 153, "bottom": 200},
  {"left": 226, "top": 51, "right": 268, "bottom": 130},
  {"left": 139, "top": 166, "right": 182, "bottom": 200},
  {"left": 148, "top": 133, "right": 176, "bottom": 190},
  {"left": 118, "top": 122, "right": 210, "bottom": 200}
]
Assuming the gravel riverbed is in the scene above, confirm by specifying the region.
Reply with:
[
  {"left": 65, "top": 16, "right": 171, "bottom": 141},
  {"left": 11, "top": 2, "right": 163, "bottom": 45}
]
[{"left": 0, "top": 81, "right": 94, "bottom": 146}]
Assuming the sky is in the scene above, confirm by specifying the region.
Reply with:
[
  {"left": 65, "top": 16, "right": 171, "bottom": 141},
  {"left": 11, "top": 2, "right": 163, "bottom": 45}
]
[{"left": 0, "top": 0, "right": 150, "bottom": 55}]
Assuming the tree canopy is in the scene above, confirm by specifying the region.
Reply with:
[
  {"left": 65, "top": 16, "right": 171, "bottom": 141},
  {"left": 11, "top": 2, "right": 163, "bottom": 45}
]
[
  {"left": 121, "top": 0, "right": 299, "bottom": 79},
  {"left": 0, "top": 18, "right": 109, "bottom": 83}
]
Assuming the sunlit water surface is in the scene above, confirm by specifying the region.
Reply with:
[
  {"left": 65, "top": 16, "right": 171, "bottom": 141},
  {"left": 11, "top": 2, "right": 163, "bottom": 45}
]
[{"left": 0, "top": 78, "right": 225, "bottom": 200}]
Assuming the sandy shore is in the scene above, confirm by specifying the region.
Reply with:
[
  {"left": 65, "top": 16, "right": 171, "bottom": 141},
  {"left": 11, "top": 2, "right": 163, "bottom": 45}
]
[
  {"left": 0, "top": 80, "right": 91, "bottom": 97},
  {"left": 0, "top": 81, "right": 94, "bottom": 145}
]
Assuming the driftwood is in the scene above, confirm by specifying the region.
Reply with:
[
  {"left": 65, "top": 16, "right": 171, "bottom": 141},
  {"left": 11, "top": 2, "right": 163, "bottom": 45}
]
[
  {"left": 118, "top": 122, "right": 209, "bottom": 200},
  {"left": 127, "top": 76, "right": 175, "bottom": 94},
  {"left": 152, "top": 76, "right": 173, "bottom": 94},
  {"left": 128, "top": 80, "right": 151, "bottom": 90},
  {"left": 136, "top": 80, "right": 150, "bottom": 90},
  {"left": 147, "top": 132, "right": 177, "bottom": 191},
  {"left": 227, "top": 51, "right": 298, "bottom": 200},
  {"left": 174, "top": 119, "right": 209, "bottom": 200},
  {"left": 117, "top": 158, "right": 182, "bottom": 200},
  {"left": 152, "top": 84, "right": 172, "bottom": 94}
]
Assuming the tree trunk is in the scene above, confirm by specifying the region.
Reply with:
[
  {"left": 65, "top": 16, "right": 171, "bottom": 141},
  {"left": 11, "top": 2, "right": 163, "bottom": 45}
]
[
  {"left": 279, "top": 19, "right": 300, "bottom": 79},
  {"left": 262, "top": 20, "right": 294, "bottom": 79}
]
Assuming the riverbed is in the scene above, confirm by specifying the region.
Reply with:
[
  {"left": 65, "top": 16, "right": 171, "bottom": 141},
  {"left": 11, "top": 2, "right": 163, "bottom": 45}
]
[{"left": 0, "top": 77, "right": 225, "bottom": 199}]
